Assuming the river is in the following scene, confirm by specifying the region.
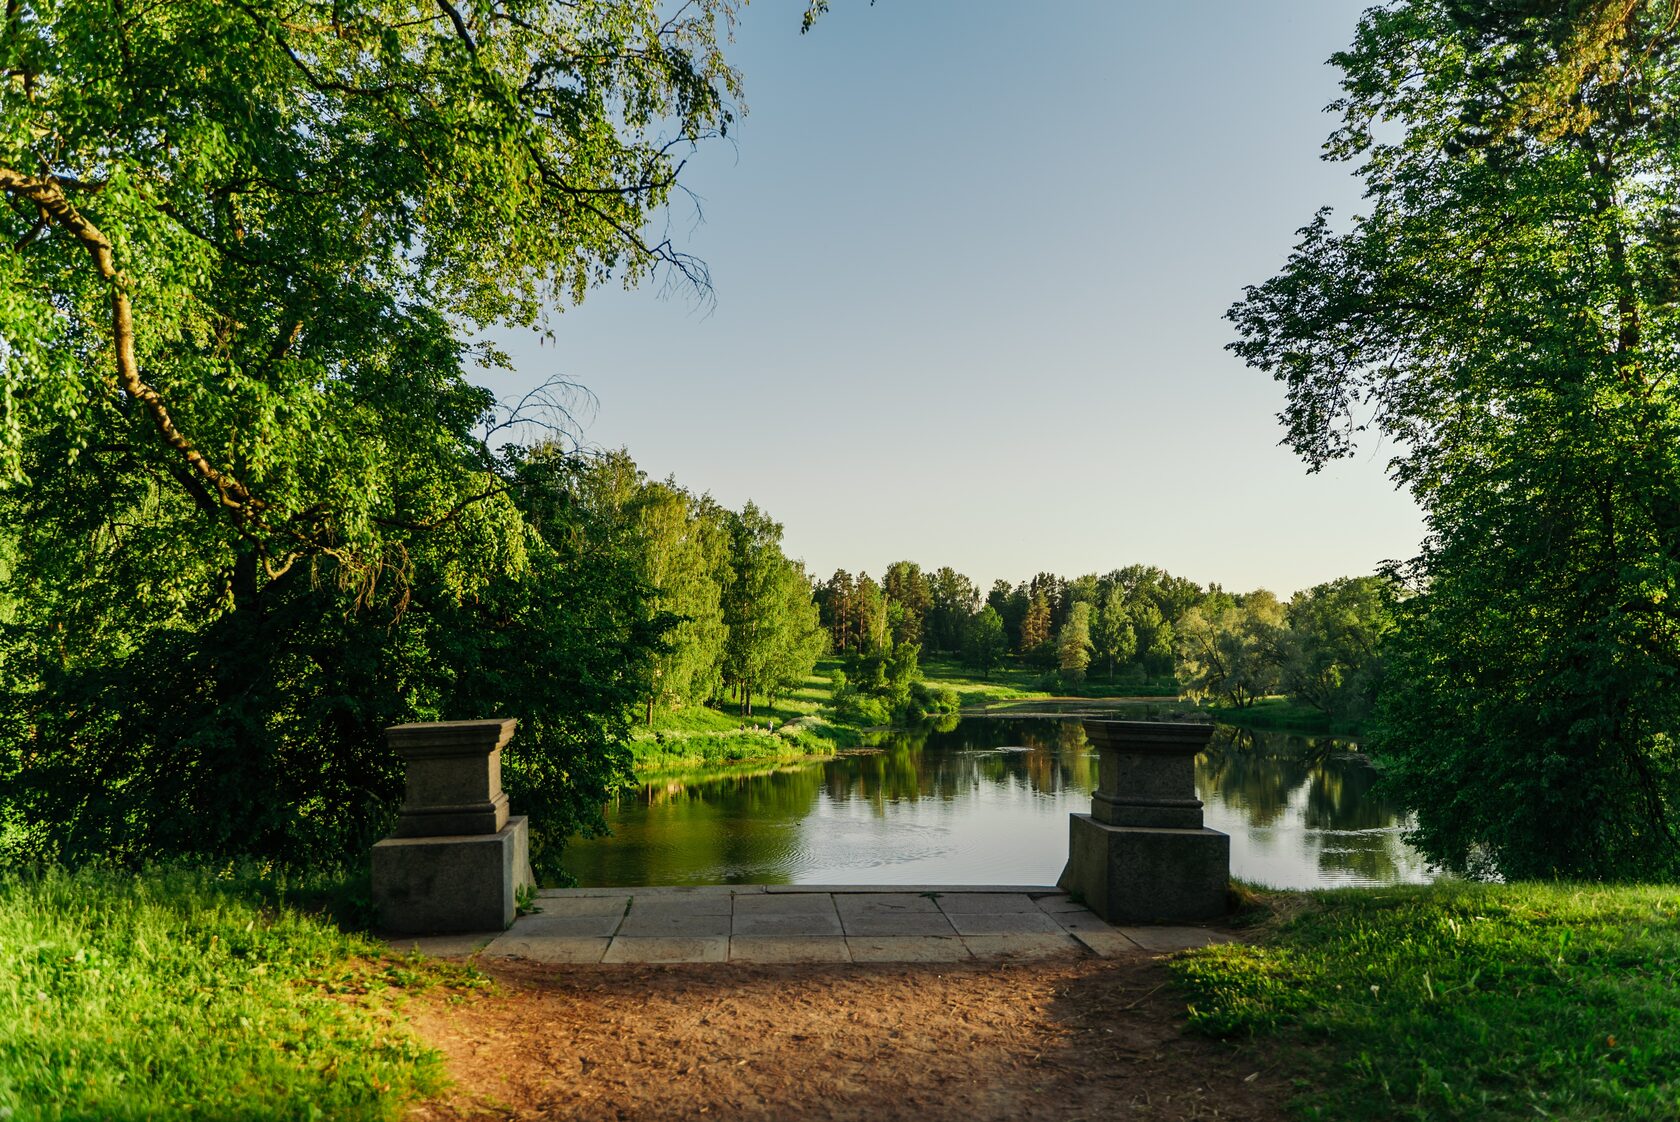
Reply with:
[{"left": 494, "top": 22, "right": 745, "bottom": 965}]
[{"left": 561, "top": 714, "right": 1433, "bottom": 889}]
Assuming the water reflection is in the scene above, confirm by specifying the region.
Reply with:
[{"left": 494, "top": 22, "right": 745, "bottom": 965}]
[{"left": 560, "top": 717, "right": 1432, "bottom": 889}]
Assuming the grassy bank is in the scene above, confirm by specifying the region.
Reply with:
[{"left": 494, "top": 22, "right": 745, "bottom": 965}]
[
  {"left": 629, "top": 665, "right": 864, "bottom": 772},
  {"left": 0, "top": 865, "right": 472, "bottom": 1122},
  {"left": 1172, "top": 881, "right": 1680, "bottom": 1120},
  {"left": 1204, "top": 696, "right": 1357, "bottom": 735},
  {"left": 919, "top": 657, "right": 1180, "bottom": 708}
]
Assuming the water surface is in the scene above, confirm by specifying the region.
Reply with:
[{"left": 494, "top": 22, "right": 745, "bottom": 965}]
[{"left": 562, "top": 715, "right": 1432, "bottom": 889}]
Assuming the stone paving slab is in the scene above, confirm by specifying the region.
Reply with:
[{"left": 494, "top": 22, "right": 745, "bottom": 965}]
[
  {"left": 618, "top": 910, "right": 731, "bottom": 937},
  {"left": 487, "top": 935, "right": 611, "bottom": 963},
  {"left": 732, "top": 912, "right": 845, "bottom": 937},
  {"left": 728, "top": 936, "right": 851, "bottom": 964},
  {"left": 846, "top": 936, "right": 971, "bottom": 963},
  {"left": 732, "top": 893, "right": 840, "bottom": 915},
  {"left": 530, "top": 895, "right": 631, "bottom": 917},
  {"left": 833, "top": 892, "right": 941, "bottom": 915},
  {"left": 935, "top": 892, "right": 1041, "bottom": 913},
  {"left": 602, "top": 936, "right": 729, "bottom": 963},
  {"left": 495, "top": 911, "right": 623, "bottom": 938},
  {"left": 945, "top": 911, "right": 1063, "bottom": 936},
  {"left": 396, "top": 887, "right": 1237, "bottom": 964},
  {"left": 626, "top": 894, "right": 734, "bottom": 915},
  {"left": 839, "top": 912, "right": 959, "bottom": 937},
  {"left": 1067, "top": 930, "right": 1145, "bottom": 958},
  {"left": 961, "top": 932, "right": 1085, "bottom": 959},
  {"left": 766, "top": 884, "right": 1059, "bottom": 895},
  {"left": 1119, "top": 926, "right": 1236, "bottom": 952}
]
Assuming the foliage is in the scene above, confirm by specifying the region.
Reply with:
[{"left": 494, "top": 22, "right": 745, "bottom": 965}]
[
  {"left": 1228, "top": 0, "right": 1680, "bottom": 879},
  {"left": 1279, "top": 576, "right": 1395, "bottom": 724},
  {"left": 0, "top": 863, "right": 474, "bottom": 1121},
  {"left": 1172, "top": 881, "right": 1680, "bottom": 1121},
  {"left": 0, "top": 0, "right": 743, "bottom": 873},
  {"left": 962, "top": 605, "right": 1008, "bottom": 678},
  {"left": 1055, "top": 600, "right": 1093, "bottom": 684},
  {"left": 1176, "top": 592, "right": 1284, "bottom": 709}
]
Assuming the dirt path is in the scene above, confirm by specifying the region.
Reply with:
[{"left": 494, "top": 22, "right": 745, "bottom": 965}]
[{"left": 406, "top": 954, "right": 1286, "bottom": 1122}]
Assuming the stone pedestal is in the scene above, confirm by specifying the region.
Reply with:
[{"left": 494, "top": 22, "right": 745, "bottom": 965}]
[
  {"left": 371, "top": 719, "right": 535, "bottom": 934},
  {"left": 1058, "top": 720, "right": 1229, "bottom": 923}
]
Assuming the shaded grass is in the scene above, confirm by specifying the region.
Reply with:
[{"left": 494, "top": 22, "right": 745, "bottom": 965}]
[
  {"left": 1170, "top": 881, "right": 1680, "bottom": 1120},
  {"left": 918, "top": 657, "right": 1179, "bottom": 706},
  {"left": 0, "top": 864, "right": 478, "bottom": 1121},
  {"left": 1208, "top": 696, "right": 1359, "bottom": 736}
]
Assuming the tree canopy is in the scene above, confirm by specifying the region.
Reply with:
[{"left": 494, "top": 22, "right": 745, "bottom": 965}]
[{"left": 1229, "top": 0, "right": 1680, "bottom": 879}]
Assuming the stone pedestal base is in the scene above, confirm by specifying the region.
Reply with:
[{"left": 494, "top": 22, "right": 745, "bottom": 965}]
[
  {"left": 372, "top": 815, "right": 534, "bottom": 934},
  {"left": 1057, "top": 813, "right": 1229, "bottom": 923}
]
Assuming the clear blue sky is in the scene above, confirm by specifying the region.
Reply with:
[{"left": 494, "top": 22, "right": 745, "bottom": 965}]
[{"left": 485, "top": 0, "right": 1423, "bottom": 597}]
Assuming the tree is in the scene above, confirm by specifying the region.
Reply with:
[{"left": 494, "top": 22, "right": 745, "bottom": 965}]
[
  {"left": 927, "top": 566, "right": 980, "bottom": 654},
  {"left": 1228, "top": 2, "right": 1680, "bottom": 878},
  {"left": 964, "top": 606, "right": 1007, "bottom": 679},
  {"left": 1175, "top": 593, "right": 1284, "bottom": 710},
  {"left": 1056, "top": 601, "right": 1094, "bottom": 684},
  {"left": 882, "top": 561, "right": 933, "bottom": 647},
  {"left": 1019, "top": 591, "right": 1053, "bottom": 665},
  {"left": 1280, "top": 576, "right": 1394, "bottom": 724},
  {"left": 1091, "top": 584, "right": 1138, "bottom": 680},
  {"left": 637, "top": 478, "right": 730, "bottom": 720},
  {"left": 0, "top": 0, "right": 741, "bottom": 869}
]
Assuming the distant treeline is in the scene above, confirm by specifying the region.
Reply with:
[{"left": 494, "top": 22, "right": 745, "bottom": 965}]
[{"left": 814, "top": 563, "right": 1394, "bottom": 721}]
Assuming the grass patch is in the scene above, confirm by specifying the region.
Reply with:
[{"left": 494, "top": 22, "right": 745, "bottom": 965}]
[
  {"left": 1208, "top": 696, "right": 1360, "bottom": 736},
  {"left": 631, "top": 665, "right": 864, "bottom": 771},
  {"left": 0, "top": 864, "right": 477, "bottom": 1121},
  {"left": 918, "top": 658, "right": 1179, "bottom": 707},
  {"left": 1170, "top": 881, "right": 1680, "bottom": 1120}
]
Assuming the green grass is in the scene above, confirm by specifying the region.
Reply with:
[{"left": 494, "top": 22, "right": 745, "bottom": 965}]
[
  {"left": 1170, "top": 881, "right": 1680, "bottom": 1120},
  {"left": 1206, "top": 696, "right": 1360, "bottom": 735},
  {"left": 917, "top": 657, "right": 1180, "bottom": 707},
  {"left": 630, "top": 664, "right": 862, "bottom": 771},
  {"left": 0, "top": 864, "right": 476, "bottom": 1122}
]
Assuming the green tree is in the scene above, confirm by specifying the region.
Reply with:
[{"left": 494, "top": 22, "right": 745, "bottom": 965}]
[
  {"left": 1056, "top": 601, "right": 1094, "bottom": 685},
  {"left": 882, "top": 561, "right": 932, "bottom": 647},
  {"left": 1019, "top": 591, "right": 1053, "bottom": 665},
  {"left": 1091, "top": 584, "right": 1138, "bottom": 680},
  {"left": 0, "top": 0, "right": 741, "bottom": 868},
  {"left": 927, "top": 566, "right": 980, "bottom": 654},
  {"left": 963, "top": 605, "right": 1007, "bottom": 679},
  {"left": 1175, "top": 592, "right": 1284, "bottom": 710},
  {"left": 638, "top": 479, "right": 730, "bottom": 720},
  {"left": 1228, "top": 2, "right": 1680, "bottom": 878},
  {"left": 1280, "top": 576, "right": 1394, "bottom": 724}
]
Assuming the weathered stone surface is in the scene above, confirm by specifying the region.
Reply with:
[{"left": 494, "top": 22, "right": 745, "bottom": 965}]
[
  {"left": 498, "top": 910, "right": 623, "bottom": 938},
  {"left": 1059, "top": 814, "right": 1229, "bottom": 923},
  {"left": 388, "top": 719, "right": 516, "bottom": 838},
  {"left": 731, "top": 912, "right": 844, "bottom": 937},
  {"left": 1034, "top": 894, "right": 1092, "bottom": 915},
  {"left": 934, "top": 892, "right": 1040, "bottom": 914},
  {"left": 371, "top": 815, "right": 532, "bottom": 934},
  {"left": 846, "top": 936, "right": 971, "bottom": 963},
  {"left": 839, "top": 912, "right": 959, "bottom": 938},
  {"left": 732, "top": 893, "right": 839, "bottom": 915},
  {"left": 489, "top": 936, "right": 612, "bottom": 964},
  {"left": 1118, "top": 926, "right": 1235, "bottom": 952},
  {"left": 602, "top": 936, "right": 728, "bottom": 964},
  {"left": 1067, "top": 930, "right": 1144, "bottom": 958},
  {"left": 833, "top": 893, "right": 940, "bottom": 916},
  {"left": 944, "top": 911, "right": 1062, "bottom": 936},
  {"left": 528, "top": 895, "right": 631, "bottom": 917},
  {"left": 626, "top": 895, "right": 734, "bottom": 916},
  {"left": 960, "top": 933, "right": 1084, "bottom": 959},
  {"left": 617, "top": 909, "right": 731, "bottom": 937},
  {"left": 1086, "top": 720, "right": 1213, "bottom": 830},
  {"left": 728, "top": 936, "right": 850, "bottom": 963}
]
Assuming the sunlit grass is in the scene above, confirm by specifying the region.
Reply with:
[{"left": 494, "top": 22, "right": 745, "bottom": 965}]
[
  {"left": 1171, "top": 881, "right": 1680, "bottom": 1120},
  {"left": 0, "top": 865, "right": 477, "bottom": 1122}
]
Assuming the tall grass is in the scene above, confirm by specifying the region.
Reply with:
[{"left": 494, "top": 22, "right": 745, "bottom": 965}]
[
  {"left": 0, "top": 865, "right": 466, "bottom": 1121},
  {"left": 1171, "top": 882, "right": 1680, "bottom": 1120}
]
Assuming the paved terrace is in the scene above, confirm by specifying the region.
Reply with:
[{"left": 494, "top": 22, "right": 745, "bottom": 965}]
[{"left": 397, "top": 885, "right": 1233, "bottom": 964}]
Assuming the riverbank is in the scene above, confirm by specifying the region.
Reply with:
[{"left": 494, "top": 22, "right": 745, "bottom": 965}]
[{"left": 11, "top": 869, "right": 1677, "bottom": 1119}]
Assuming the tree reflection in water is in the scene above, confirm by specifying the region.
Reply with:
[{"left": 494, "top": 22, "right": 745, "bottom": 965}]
[{"left": 560, "top": 717, "right": 1431, "bottom": 888}]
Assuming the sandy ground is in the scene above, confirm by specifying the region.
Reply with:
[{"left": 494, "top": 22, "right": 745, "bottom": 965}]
[{"left": 405, "top": 953, "right": 1287, "bottom": 1122}]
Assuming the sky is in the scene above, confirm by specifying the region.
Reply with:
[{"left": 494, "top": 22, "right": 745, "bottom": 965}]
[{"left": 482, "top": 0, "right": 1425, "bottom": 597}]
